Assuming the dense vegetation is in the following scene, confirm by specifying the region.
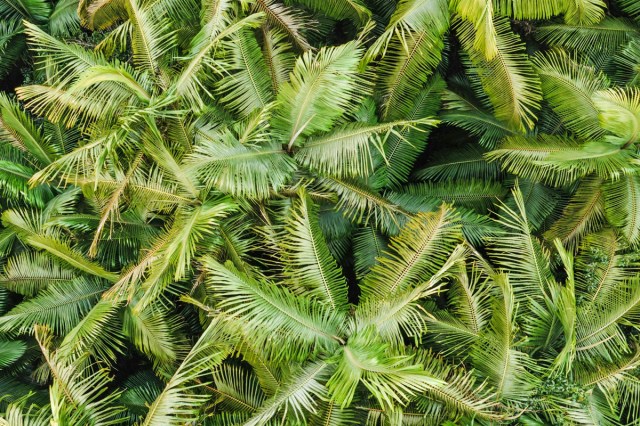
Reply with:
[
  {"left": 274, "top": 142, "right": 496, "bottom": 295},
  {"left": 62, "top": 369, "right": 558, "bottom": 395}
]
[{"left": 3, "top": 0, "right": 640, "bottom": 424}]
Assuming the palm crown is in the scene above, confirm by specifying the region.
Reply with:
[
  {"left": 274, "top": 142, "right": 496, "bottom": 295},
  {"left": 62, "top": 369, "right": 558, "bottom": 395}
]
[{"left": 2, "top": 0, "right": 640, "bottom": 424}]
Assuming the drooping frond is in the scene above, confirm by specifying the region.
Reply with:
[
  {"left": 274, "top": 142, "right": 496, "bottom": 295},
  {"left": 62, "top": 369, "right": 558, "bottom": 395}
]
[
  {"left": 614, "top": 40, "right": 640, "bottom": 86},
  {"left": 360, "top": 204, "right": 462, "bottom": 299},
  {"left": 545, "top": 176, "right": 605, "bottom": 248},
  {"left": 296, "top": 119, "right": 436, "bottom": 180},
  {"left": 356, "top": 245, "right": 467, "bottom": 344},
  {"left": 0, "top": 277, "right": 106, "bottom": 335},
  {"left": 536, "top": 18, "right": 638, "bottom": 54},
  {"left": 458, "top": 17, "right": 542, "bottom": 132},
  {"left": 487, "top": 186, "right": 554, "bottom": 304},
  {"left": 281, "top": 193, "right": 349, "bottom": 313},
  {"left": 374, "top": 23, "right": 447, "bottom": 120},
  {"left": 259, "top": 27, "right": 294, "bottom": 94},
  {"left": 141, "top": 317, "right": 233, "bottom": 426},
  {"left": 328, "top": 327, "right": 442, "bottom": 410},
  {"left": 533, "top": 49, "right": 609, "bottom": 139},
  {"left": 486, "top": 134, "right": 638, "bottom": 186},
  {"left": 494, "top": 0, "right": 564, "bottom": 20},
  {"left": 271, "top": 40, "right": 368, "bottom": 148},
  {"left": 575, "top": 277, "right": 640, "bottom": 363},
  {"left": 0, "top": 21, "right": 24, "bottom": 80},
  {"left": 123, "top": 304, "right": 183, "bottom": 368},
  {"left": 203, "top": 259, "right": 345, "bottom": 354}
]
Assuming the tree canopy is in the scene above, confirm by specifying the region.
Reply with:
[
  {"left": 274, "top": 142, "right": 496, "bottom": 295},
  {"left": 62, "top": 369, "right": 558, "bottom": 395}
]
[{"left": 2, "top": 0, "right": 640, "bottom": 424}]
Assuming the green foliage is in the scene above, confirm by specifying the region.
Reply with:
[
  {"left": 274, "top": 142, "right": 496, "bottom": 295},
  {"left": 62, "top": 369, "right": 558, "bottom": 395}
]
[{"left": 2, "top": 0, "right": 640, "bottom": 424}]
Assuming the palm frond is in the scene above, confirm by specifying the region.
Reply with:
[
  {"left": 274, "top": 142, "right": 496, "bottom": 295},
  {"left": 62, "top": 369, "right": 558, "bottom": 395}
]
[
  {"left": 291, "top": 0, "right": 370, "bottom": 22},
  {"left": 592, "top": 87, "right": 640, "bottom": 146},
  {"left": 57, "top": 300, "right": 124, "bottom": 363},
  {"left": 486, "top": 134, "right": 638, "bottom": 186},
  {"left": 271, "top": 40, "right": 368, "bottom": 148},
  {"left": 544, "top": 177, "right": 605, "bottom": 248},
  {"left": 399, "top": 180, "right": 506, "bottom": 212},
  {"left": 259, "top": 27, "right": 295, "bottom": 94},
  {"left": 189, "top": 113, "right": 296, "bottom": 199},
  {"left": 203, "top": 258, "right": 345, "bottom": 354},
  {"left": 353, "top": 226, "right": 387, "bottom": 280},
  {"left": 244, "top": 361, "right": 329, "bottom": 426},
  {"left": 216, "top": 29, "right": 274, "bottom": 117},
  {"left": 123, "top": 304, "right": 183, "bottom": 368},
  {"left": 487, "top": 186, "right": 554, "bottom": 305},
  {"left": 364, "top": 0, "right": 449, "bottom": 65},
  {"left": 563, "top": 0, "right": 606, "bottom": 26},
  {"left": 0, "top": 0, "right": 50, "bottom": 21},
  {"left": 532, "top": 49, "right": 609, "bottom": 139},
  {"left": 0, "top": 277, "right": 106, "bottom": 335},
  {"left": 175, "top": 12, "right": 264, "bottom": 109},
  {"left": 604, "top": 174, "right": 640, "bottom": 245},
  {"left": 36, "top": 326, "right": 124, "bottom": 425},
  {"left": 536, "top": 18, "right": 638, "bottom": 54},
  {"left": 141, "top": 317, "right": 233, "bottom": 426},
  {"left": 459, "top": 17, "right": 542, "bottom": 132},
  {"left": 377, "top": 76, "right": 445, "bottom": 187},
  {"left": 360, "top": 205, "right": 462, "bottom": 299},
  {"left": 0, "top": 252, "right": 75, "bottom": 296},
  {"left": 313, "top": 175, "right": 411, "bottom": 234},
  {"left": 49, "top": 0, "right": 81, "bottom": 36},
  {"left": 440, "top": 89, "right": 517, "bottom": 149},
  {"left": 296, "top": 119, "right": 436, "bottom": 180},
  {"left": 254, "top": 0, "right": 312, "bottom": 51},
  {"left": 0, "top": 93, "right": 57, "bottom": 167},
  {"left": 471, "top": 274, "right": 539, "bottom": 401},
  {"left": 327, "top": 327, "right": 442, "bottom": 409},
  {"left": 451, "top": 0, "right": 498, "bottom": 60},
  {"left": 281, "top": 193, "right": 349, "bottom": 313},
  {"left": 133, "top": 199, "right": 237, "bottom": 311}
]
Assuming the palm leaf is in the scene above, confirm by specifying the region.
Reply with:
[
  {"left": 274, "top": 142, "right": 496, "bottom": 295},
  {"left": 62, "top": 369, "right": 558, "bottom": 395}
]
[
  {"left": 281, "top": 193, "right": 349, "bottom": 313},
  {"left": 360, "top": 205, "right": 462, "bottom": 299},
  {"left": 532, "top": 49, "right": 609, "bottom": 139},
  {"left": 459, "top": 17, "right": 542, "bottom": 132},
  {"left": 0, "top": 277, "right": 107, "bottom": 335},
  {"left": 271, "top": 40, "right": 368, "bottom": 148}
]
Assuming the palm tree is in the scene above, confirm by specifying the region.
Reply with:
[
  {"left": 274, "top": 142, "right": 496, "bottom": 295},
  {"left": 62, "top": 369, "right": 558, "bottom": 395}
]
[{"left": 1, "top": 0, "right": 640, "bottom": 424}]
